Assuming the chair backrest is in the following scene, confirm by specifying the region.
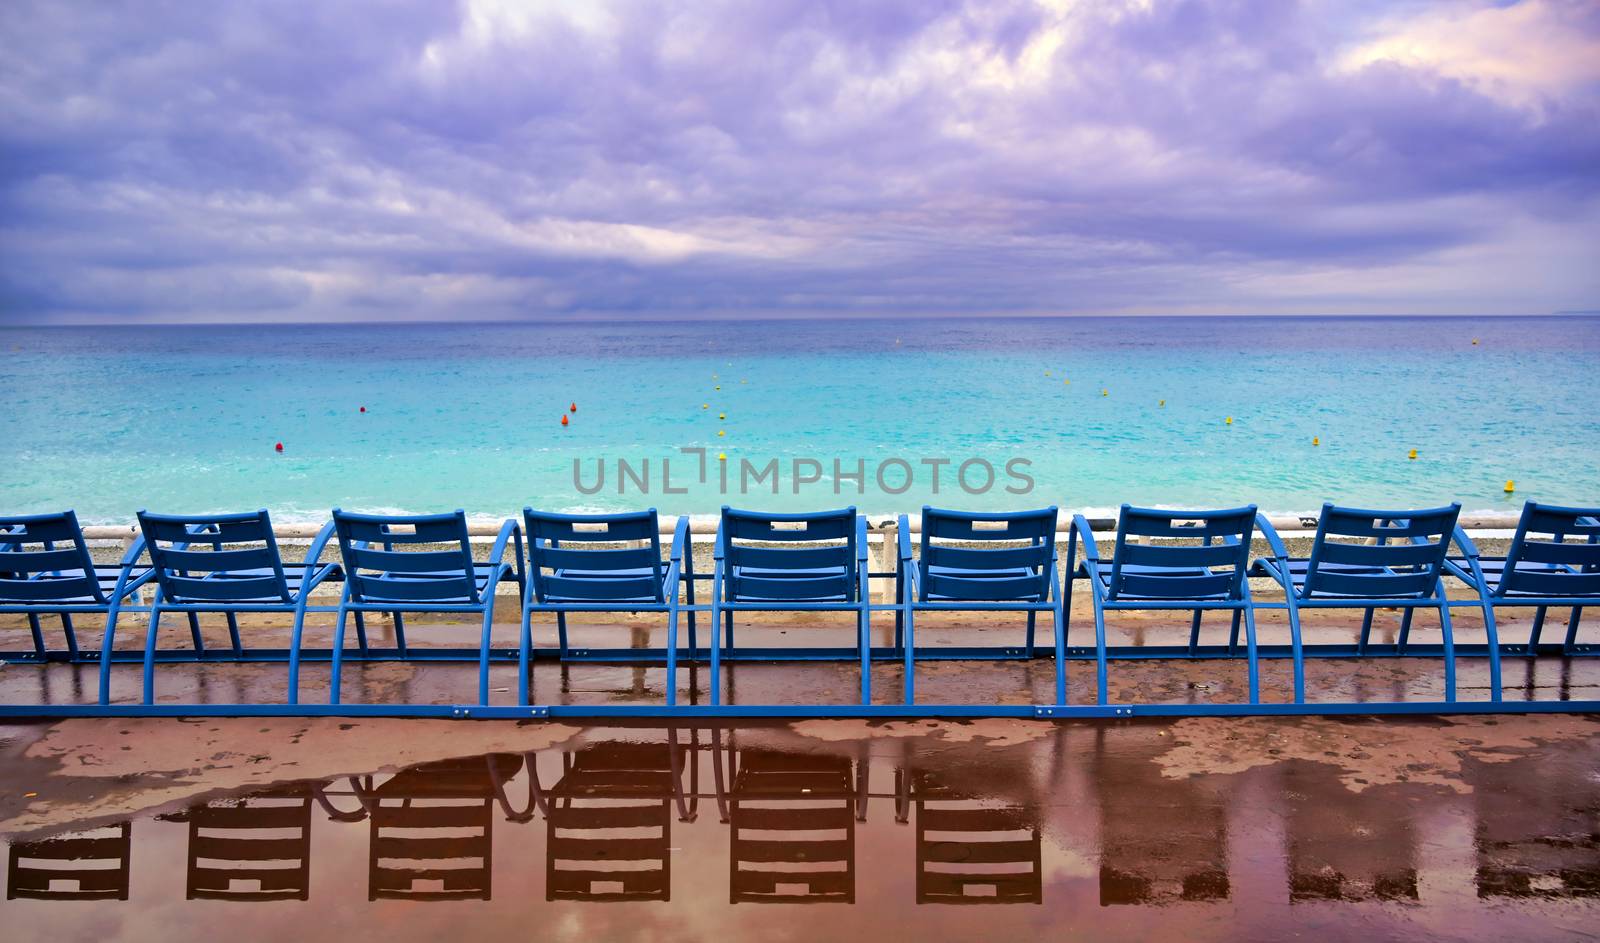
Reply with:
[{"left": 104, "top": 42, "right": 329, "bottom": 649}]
[
  {"left": 0, "top": 510, "right": 104, "bottom": 604},
  {"left": 721, "top": 506, "right": 859, "bottom": 602},
  {"left": 918, "top": 506, "right": 1057, "bottom": 602},
  {"left": 524, "top": 508, "right": 664, "bottom": 604},
  {"left": 1106, "top": 505, "right": 1256, "bottom": 600},
  {"left": 138, "top": 509, "right": 292, "bottom": 605},
  {"left": 1301, "top": 503, "right": 1460, "bottom": 599},
  {"left": 1497, "top": 502, "right": 1600, "bottom": 598},
  {"left": 333, "top": 509, "right": 478, "bottom": 605}
]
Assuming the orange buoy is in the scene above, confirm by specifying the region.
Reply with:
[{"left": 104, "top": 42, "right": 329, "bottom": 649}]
[
  {"left": 274, "top": 442, "right": 284, "bottom": 452},
  {"left": 570, "top": 403, "right": 577, "bottom": 412},
  {"left": 561, "top": 415, "right": 569, "bottom": 427}
]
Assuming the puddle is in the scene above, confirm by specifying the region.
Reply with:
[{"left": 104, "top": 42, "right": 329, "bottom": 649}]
[{"left": 1, "top": 716, "right": 1597, "bottom": 942}]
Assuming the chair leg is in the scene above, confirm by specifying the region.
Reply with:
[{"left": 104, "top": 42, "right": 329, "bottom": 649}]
[
  {"left": 1529, "top": 606, "right": 1548, "bottom": 648},
  {"left": 518, "top": 608, "right": 535, "bottom": 706},
  {"left": 287, "top": 603, "right": 310, "bottom": 706},
  {"left": 393, "top": 612, "right": 408, "bottom": 658},
  {"left": 1187, "top": 610, "right": 1202, "bottom": 655},
  {"left": 724, "top": 607, "right": 735, "bottom": 653},
  {"left": 556, "top": 611, "right": 569, "bottom": 658},
  {"left": 478, "top": 600, "right": 496, "bottom": 706},
  {"left": 1439, "top": 593, "right": 1456, "bottom": 703},
  {"left": 61, "top": 613, "right": 79, "bottom": 659},
  {"left": 226, "top": 611, "right": 243, "bottom": 656},
  {"left": 666, "top": 601, "right": 681, "bottom": 707},
  {"left": 1227, "top": 609, "right": 1241, "bottom": 655},
  {"left": 187, "top": 611, "right": 204, "bottom": 653},
  {"left": 1026, "top": 609, "right": 1037, "bottom": 656},
  {"left": 1564, "top": 607, "right": 1584, "bottom": 654},
  {"left": 1053, "top": 595, "right": 1067, "bottom": 706},
  {"left": 709, "top": 599, "right": 723, "bottom": 707},
  {"left": 1398, "top": 607, "right": 1416, "bottom": 653},
  {"left": 141, "top": 603, "right": 164, "bottom": 706},
  {"left": 1478, "top": 596, "right": 1503, "bottom": 703},
  {"left": 26, "top": 613, "right": 45, "bottom": 657},
  {"left": 902, "top": 604, "right": 916, "bottom": 705},
  {"left": 330, "top": 601, "right": 350, "bottom": 705},
  {"left": 97, "top": 603, "right": 126, "bottom": 706},
  {"left": 894, "top": 572, "right": 904, "bottom": 655},
  {"left": 858, "top": 601, "right": 871, "bottom": 706},
  {"left": 1358, "top": 608, "right": 1375, "bottom": 654},
  {"left": 353, "top": 611, "right": 370, "bottom": 654},
  {"left": 1285, "top": 600, "right": 1306, "bottom": 704},
  {"left": 1242, "top": 604, "right": 1261, "bottom": 704},
  {"left": 1092, "top": 602, "right": 1109, "bottom": 705}
]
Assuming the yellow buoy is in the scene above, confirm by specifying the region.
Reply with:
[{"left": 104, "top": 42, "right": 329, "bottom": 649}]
[
  {"left": 1101, "top": 389, "right": 1108, "bottom": 397},
  {"left": 1504, "top": 479, "right": 1515, "bottom": 493},
  {"left": 718, "top": 452, "right": 726, "bottom": 461},
  {"left": 1225, "top": 416, "right": 1232, "bottom": 425},
  {"left": 717, "top": 429, "right": 726, "bottom": 437},
  {"left": 714, "top": 385, "right": 721, "bottom": 391},
  {"left": 1312, "top": 436, "right": 1320, "bottom": 446},
  {"left": 702, "top": 404, "right": 709, "bottom": 409},
  {"left": 1408, "top": 449, "right": 1418, "bottom": 460},
  {"left": 1045, "top": 370, "right": 1051, "bottom": 377},
  {"left": 718, "top": 412, "right": 725, "bottom": 420},
  {"left": 1063, "top": 379, "right": 1069, "bottom": 385},
  {"left": 1472, "top": 338, "right": 1479, "bottom": 345},
  {"left": 1158, "top": 399, "right": 1165, "bottom": 407}
]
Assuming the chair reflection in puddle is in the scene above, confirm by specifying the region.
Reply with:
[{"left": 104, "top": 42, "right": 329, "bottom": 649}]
[
  {"left": 537, "top": 729, "right": 699, "bottom": 902},
  {"left": 177, "top": 787, "right": 320, "bottom": 901},
  {"left": 716, "top": 737, "right": 867, "bottom": 904},
  {"left": 896, "top": 769, "right": 1041, "bottom": 904},
  {"left": 354, "top": 754, "right": 526, "bottom": 901},
  {"left": 6, "top": 822, "right": 132, "bottom": 901},
  {"left": 1284, "top": 766, "right": 1418, "bottom": 902},
  {"left": 1093, "top": 731, "right": 1229, "bottom": 906},
  {"left": 1473, "top": 752, "right": 1600, "bottom": 899}
]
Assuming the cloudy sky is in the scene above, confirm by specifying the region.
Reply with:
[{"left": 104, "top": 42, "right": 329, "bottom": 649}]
[{"left": 2, "top": 0, "right": 1598, "bottom": 323}]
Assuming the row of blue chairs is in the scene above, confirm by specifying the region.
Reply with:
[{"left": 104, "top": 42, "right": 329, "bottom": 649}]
[{"left": 2, "top": 501, "right": 1595, "bottom": 710}]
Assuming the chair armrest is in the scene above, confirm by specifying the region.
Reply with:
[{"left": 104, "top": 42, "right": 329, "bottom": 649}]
[
  {"left": 1255, "top": 513, "right": 1290, "bottom": 562},
  {"left": 669, "top": 515, "right": 690, "bottom": 563},
  {"left": 488, "top": 518, "right": 520, "bottom": 568},
  {"left": 1071, "top": 515, "right": 1101, "bottom": 563},
  {"left": 1450, "top": 524, "right": 1480, "bottom": 559},
  {"left": 300, "top": 520, "right": 337, "bottom": 585},
  {"left": 896, "top": 514, "right": 913, "bottom": 563},
  {"left": 712, "top": 519, "right": 726, "bottom": 562}
]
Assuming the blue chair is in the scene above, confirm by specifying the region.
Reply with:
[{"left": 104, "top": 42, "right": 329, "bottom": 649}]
[
  {"left": 710, "top": 507, "right": 870, "bottom": 705},
  {"left": 1447, "top": 501, "right": 1599, "bottom": 682},
  {"left": 1, "top": 510, "right": 153, "bottom": 663},
  {"left": 131, "top": 509, "right": 341, "bottom": 706},
  {"left": 1252, "top": 503, "right": 1462, "bottom": 703},
  {"left": 1071, "top": 506, "right": 1260, "bottom": 705},
  {"left": 330, "top": 509, "right": 524, "bottom": 706},
  {"left": 519, "top": 508, "right": 691, "bottom": 706},
  {"left": 897, "top": 506, "right": 1063, "bottom": 704}
]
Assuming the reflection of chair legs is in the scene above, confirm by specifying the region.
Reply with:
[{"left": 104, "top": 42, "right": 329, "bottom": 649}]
[
  {"left": 911, "top": 773, "right": 1041, "bottom": 905},
  {"left": 727, "top": 748, "right": 858, "bottom": 904},
  {"left": 7, "top": 822, "right": 132, "bottom": 900},
  {"left": 186, "top": 790, "right": 313, "bottom": 901},
  {"left": 365, "top": 754, "right": 522, "bottom": 901},
  {"left": 1473, "top": 752, "right": 1600, "bottom": 899},
  {"left": 1285, "top": 768, "right": 1418, "bottom": 903},
  {"left": 545, "top": 739, "right": 689, "bottom": 902}
]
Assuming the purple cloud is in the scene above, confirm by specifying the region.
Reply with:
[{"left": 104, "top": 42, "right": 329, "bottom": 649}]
[{"left": 1, "top": 0, "right": 1597, "bottom": 322}]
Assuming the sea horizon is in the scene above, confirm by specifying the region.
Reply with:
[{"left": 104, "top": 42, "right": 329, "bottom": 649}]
[{"left": 5, "top": 314, "right": 1596, "bottom": 525}]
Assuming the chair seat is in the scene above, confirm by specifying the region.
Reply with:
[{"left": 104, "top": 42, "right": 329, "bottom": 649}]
[
  {"left": 156, "top": 564, "right": 342, "bottom": 605},
  {"left": 1081, "top": 562, "right": 1233, "bottom": 601},
  {"left": 1446, "top": 556, "right": 1600, "bottom": 598},
  {"left": 354, "top": 565, "right": 508, "bottom": 604},
  {"left": 728, "top": 564, "right": 853, "bottom": 603},
  {"left": 0, "top": 565, "right": 153, "bottom": 605},
  {"left": 1251, "top": 557, "right": 1435, "bottom": 600},
  {"left": 922, "top": 564, "right": 1045, "bottom": 602},
  {"left": 542, "top": 564, "right": 670, "bottom": 604}
]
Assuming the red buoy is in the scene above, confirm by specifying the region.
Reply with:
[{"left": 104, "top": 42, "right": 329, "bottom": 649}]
[
  {"left": 274, "top": 442, "right": 284, "bottom": 452},
  {"left": 560, "top": 415, "right": 569, "bottom": 426},
  {"left": 570, "top": 402, "right": 577, "bottom": 413},
  {"left": 359, "top": 406, "right": 366, "bottom": 413}
]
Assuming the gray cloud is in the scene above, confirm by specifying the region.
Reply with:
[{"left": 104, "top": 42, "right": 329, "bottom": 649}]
[{"left": 2, "top": 0, "right": 1597, "bottom": 322}]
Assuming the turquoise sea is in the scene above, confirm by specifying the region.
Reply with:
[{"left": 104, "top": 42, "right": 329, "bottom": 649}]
[{"left": 2, "top": 316, "right": 1597, "bottom": 524}]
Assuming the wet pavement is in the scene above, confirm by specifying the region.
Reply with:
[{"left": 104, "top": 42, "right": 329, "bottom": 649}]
[{"left": 1, "top": 714, "right": 1597, "bottom": 942}]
